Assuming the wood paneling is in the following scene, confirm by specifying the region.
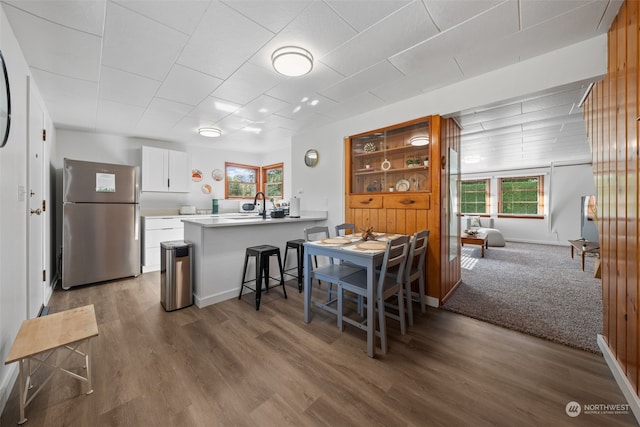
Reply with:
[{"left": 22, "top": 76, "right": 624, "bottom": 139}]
[{"left": 583, "top": 0, "right": 640, "bottom": 396}]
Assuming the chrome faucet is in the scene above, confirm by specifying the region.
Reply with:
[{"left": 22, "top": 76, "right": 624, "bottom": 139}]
[{"left": 253, "top": 191, "right": 267, "bottom": 219}]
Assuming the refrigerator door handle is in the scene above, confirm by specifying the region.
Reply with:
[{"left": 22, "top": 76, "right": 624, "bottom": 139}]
[{"left": 134, "top": 204, "right": 140, "bottom": 241}]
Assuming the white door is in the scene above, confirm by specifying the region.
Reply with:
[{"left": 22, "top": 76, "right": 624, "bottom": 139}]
[{"left": 27, "top": 77, "right": 45, "bottom": 318}]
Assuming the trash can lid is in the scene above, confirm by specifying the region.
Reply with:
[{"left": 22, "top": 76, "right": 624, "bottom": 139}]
[{"left": 160, "top": 240, "right": 192, "bottom": 249}]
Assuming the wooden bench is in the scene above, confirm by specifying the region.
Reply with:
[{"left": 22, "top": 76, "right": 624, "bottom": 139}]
[{"left": 4, "top": 305, "right": 98, "bottom": 424}]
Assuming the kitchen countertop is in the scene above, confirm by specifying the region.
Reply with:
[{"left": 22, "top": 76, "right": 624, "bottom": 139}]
[{"left": 180, "top": 211, "right": 326, "bottom": 228}]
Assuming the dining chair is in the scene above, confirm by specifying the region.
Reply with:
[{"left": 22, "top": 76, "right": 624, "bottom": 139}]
[
  {"left": 334, "top": 223, "right": 363, "bottom": 314},
  {"left": 303, "top": 226, "right": 361, "bottom": 308},
  {"left": 335, "top": 223, "right": 356, "bottom": 237},
  {"left": 404, "top": 229, "right": 429, "bottom": 325},
  {"left": 337, "top": 235, "right": 409, "bottom": 354}
]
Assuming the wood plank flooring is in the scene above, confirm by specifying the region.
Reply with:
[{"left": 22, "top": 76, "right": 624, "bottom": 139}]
[{"left": 1, "top": 272, "right": 637, "bottom": 426}]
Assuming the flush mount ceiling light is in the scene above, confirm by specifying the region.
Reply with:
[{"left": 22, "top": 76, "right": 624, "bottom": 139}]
[
  {"left": 271, "top": 46, "right": 313, "bottom": 77},
  {"left": 198, "top": 128, "right": 221, "bottom": 138},
  {"left": 409, "top": 136, "right": 429, "bottom": 146}
]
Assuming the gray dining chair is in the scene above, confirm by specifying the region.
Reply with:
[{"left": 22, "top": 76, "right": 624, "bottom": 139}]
[
  {"left": 404, "top": 229, "right": 429, "bottom": 325},
  {"left": 335, "top": 223, "right": 356, "bottom": 237},
  {"left": 336, "top": 235, "right": 409, "bottom": 354},
  {"left": 303, "top": 226, "right": 361, "bottom": 323}
]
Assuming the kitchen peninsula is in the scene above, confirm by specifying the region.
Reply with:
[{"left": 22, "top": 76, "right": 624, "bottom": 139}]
[{"left": 182, "top": 212, "right": 327, "bottom": 308}]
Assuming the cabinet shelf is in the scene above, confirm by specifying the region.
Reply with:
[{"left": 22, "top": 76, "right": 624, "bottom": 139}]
[
  {"left": 353, "top": 144, "right": 422, "bottom": 158},
  {"left": 348, "top": 117, "right": 431, "bottom": 194},
  {"left": 354, "top": 165, "right": 429, "bottom": 176}
]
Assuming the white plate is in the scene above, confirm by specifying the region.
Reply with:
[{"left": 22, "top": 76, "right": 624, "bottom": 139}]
[{"left": 396, "top": 179, "right": 410, "bottom": 191}]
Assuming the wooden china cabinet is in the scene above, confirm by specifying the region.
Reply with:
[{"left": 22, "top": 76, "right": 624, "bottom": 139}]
[{"left": 344, "top": 115, "right": 461, "bottom": 305}]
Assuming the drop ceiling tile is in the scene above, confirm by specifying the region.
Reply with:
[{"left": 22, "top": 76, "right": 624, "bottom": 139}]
[
  {"left": 326, "top": 0, "right": 411, "bottom": 32},
  {"left": 156, "top": 65, "right": 223, "bottom": 106},
  {"left": 188, "top": 96, "right": 239, "bottom": 123},
  {"left": 422, "top": 0, "right": 503, "bottom": 31},
  {"left": 3, "top": 5, "right": 101, "bottom": 81},
  {"left": 4, "top": 0, "right": 105, "bottom": 35},
  {"left": 261, "top": 114, "right": 297, "bottom": 131},
  {"left": 112, "top": 0, "right": 208, "bottom": 35},
  {"left": 372, "top": 57, "right": 462, "bottom": 103},
  {"left": 520, "top": 0, "right": 592, "bottom": 29},
  {"left": 212, "top": 62, "right": 282, "bottom": 106},
  {"left": 222, "top": 0, "right": 312, "bottom": 33},
  {"left": 324, "top": 92, "right": 387, "bottom": 120},
  {"left": 177, "top": 2, "right": 274, "bottom": 80},
  {"left": 265, "top": 62, "right": 344, "bottom": 104},
  {"left": 390, "top": 1, "right": 518, "bottom": 76},
  {"left": 102, "top": 2, "right": 188, "bottom": 81},
  {"left": 320, "top": 61, "right": 403, "bottom": 103},
  {"left": 136, "top": 97, "right": 193, "bottom": 131},
  {"left": 234, "top": 95, "right": 292, "bottom": 122},
  {"left": 321, "top": 1, "right": 438, "bottom": 77},
  {"left": 99, "top": 66, "right": 160, "bottom": 108},
  {"left": 95, "top": 99, "right": 145, "bottom": 134},
  {"left": 460, "top": 1, "right": 610, "bottom": 75},
  {"left": 30, "top": 68, "right": 98, "bottom": 127}
]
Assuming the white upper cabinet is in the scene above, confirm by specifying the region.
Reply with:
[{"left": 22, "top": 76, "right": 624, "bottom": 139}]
[{"left": 141, "top": 146, "right": 189, "bottom": 192}]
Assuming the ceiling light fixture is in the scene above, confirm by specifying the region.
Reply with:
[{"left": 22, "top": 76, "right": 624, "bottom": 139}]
[
  {"left": 272, "top": 46, "right": 313, "bottom": 77},
  {"left": 198, "top": 128, "right": 222, "bottom": 138},
  {"left": 409, "top": 136, "right": 429, "bottom": 146}
]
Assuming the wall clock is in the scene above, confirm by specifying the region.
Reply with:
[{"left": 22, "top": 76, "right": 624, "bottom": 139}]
[{"left": 0, "top": 50, "right": 10, "bottom": 148}]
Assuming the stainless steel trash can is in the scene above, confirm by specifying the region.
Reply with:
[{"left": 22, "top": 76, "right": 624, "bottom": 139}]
[{"left": 160, "top": 240, "right": 193, "bottom": 311}]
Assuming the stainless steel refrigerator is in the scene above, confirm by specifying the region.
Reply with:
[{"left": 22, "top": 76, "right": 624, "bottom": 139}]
[{"left": 62, "top": 158, "right": 140, "bottom": 289}]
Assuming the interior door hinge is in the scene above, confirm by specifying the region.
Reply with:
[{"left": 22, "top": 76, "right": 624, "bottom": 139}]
[
  {"left": 42, "top": 129, "right": 46, "bottom": 141},
  {"left": 42, "top": 200, "right": 46, "bottom": 212},
  {"left": 42, "top": 270, "right": 46, "bottom": 281}
]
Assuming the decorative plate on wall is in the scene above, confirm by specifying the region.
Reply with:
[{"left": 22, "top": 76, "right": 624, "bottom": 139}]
[
  {"left": 201, "top": 184, "right": 212, "bottom": 194},
  {"left": 211, "top": 168, "right": 224, "bottom": 181},
  {"left": 192, "top": 169, "right": 203, "bottom": 182}
]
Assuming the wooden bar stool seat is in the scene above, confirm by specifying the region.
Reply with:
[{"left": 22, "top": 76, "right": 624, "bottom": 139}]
[{"left": 239, "top": 245, "right": 287, "bottom": 310}]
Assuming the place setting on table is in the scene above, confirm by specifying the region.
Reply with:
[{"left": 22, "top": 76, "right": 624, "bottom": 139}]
[{"left": 310, "top": 226, "right": 403, "bottom": 252}]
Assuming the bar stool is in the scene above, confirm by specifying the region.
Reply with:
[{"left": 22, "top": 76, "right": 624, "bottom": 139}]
[
  {"left": 283, "top": 239, "right": 305, "bottom": 292},
  {"left": 239, "top": 245, "right": 287, "bottom": 310}
]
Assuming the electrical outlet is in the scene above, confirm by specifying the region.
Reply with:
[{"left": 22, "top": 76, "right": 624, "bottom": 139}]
[{"left": 17, "top": 185, "right": 25, "bottom": 201}]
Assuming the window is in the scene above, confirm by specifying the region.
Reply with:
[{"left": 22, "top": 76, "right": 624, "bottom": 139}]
[
  {"left": 225, "top": 163, "right": 259, "bottom": 198},
  {"left": 460, "top": 179, "right": 489, "bottom": 214},
  {"left": 498, "top": 176, "right": 544, "bottom": 216},
  {"left": 262, "top": 163, "right": 283, "bottom": 200}
]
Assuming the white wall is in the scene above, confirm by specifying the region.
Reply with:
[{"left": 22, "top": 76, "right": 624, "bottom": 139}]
[
  {"left": 290, "top": 36, "right": 607, "bottom": 237},
  {"left": 0, "top": 6, "right": 55, "bottom": 413},
  {"left": 53, "top": 129, "right": 284, "bottom": 211},
  {"left": 461, "top": 162, "right": 597, "bottom": 245}
]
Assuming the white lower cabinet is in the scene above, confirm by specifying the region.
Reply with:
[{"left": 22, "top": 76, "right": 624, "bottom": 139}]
[{"left": 142, "top": 217, "right": 185, "bottom": 272}]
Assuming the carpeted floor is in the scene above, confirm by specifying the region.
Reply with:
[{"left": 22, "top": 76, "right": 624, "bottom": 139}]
[{"left": 442, "top": 241, "right": 602, "bottom": 353}]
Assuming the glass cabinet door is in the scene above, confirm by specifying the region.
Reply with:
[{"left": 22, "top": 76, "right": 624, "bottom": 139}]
[{"left": 349, "top": 118, "right": 431, "bottom": 194}]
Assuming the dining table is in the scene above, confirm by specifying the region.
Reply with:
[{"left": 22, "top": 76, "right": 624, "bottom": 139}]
[{"left": 303, "top": 233, "right": 402, "bottom": 357}]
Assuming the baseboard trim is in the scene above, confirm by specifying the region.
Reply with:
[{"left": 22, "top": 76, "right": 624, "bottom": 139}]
[
  {"left": 426, "top": 295, "right": 439, "bottom": 308},
  {"left": 0, "top": 365, "right": 18, "bottom": 418},
  {"left": 194, "top": 288, "right": 239, "bottom": 308},
  {"left": 597, "top": 334, "right": 640, "bottom": 423}
]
